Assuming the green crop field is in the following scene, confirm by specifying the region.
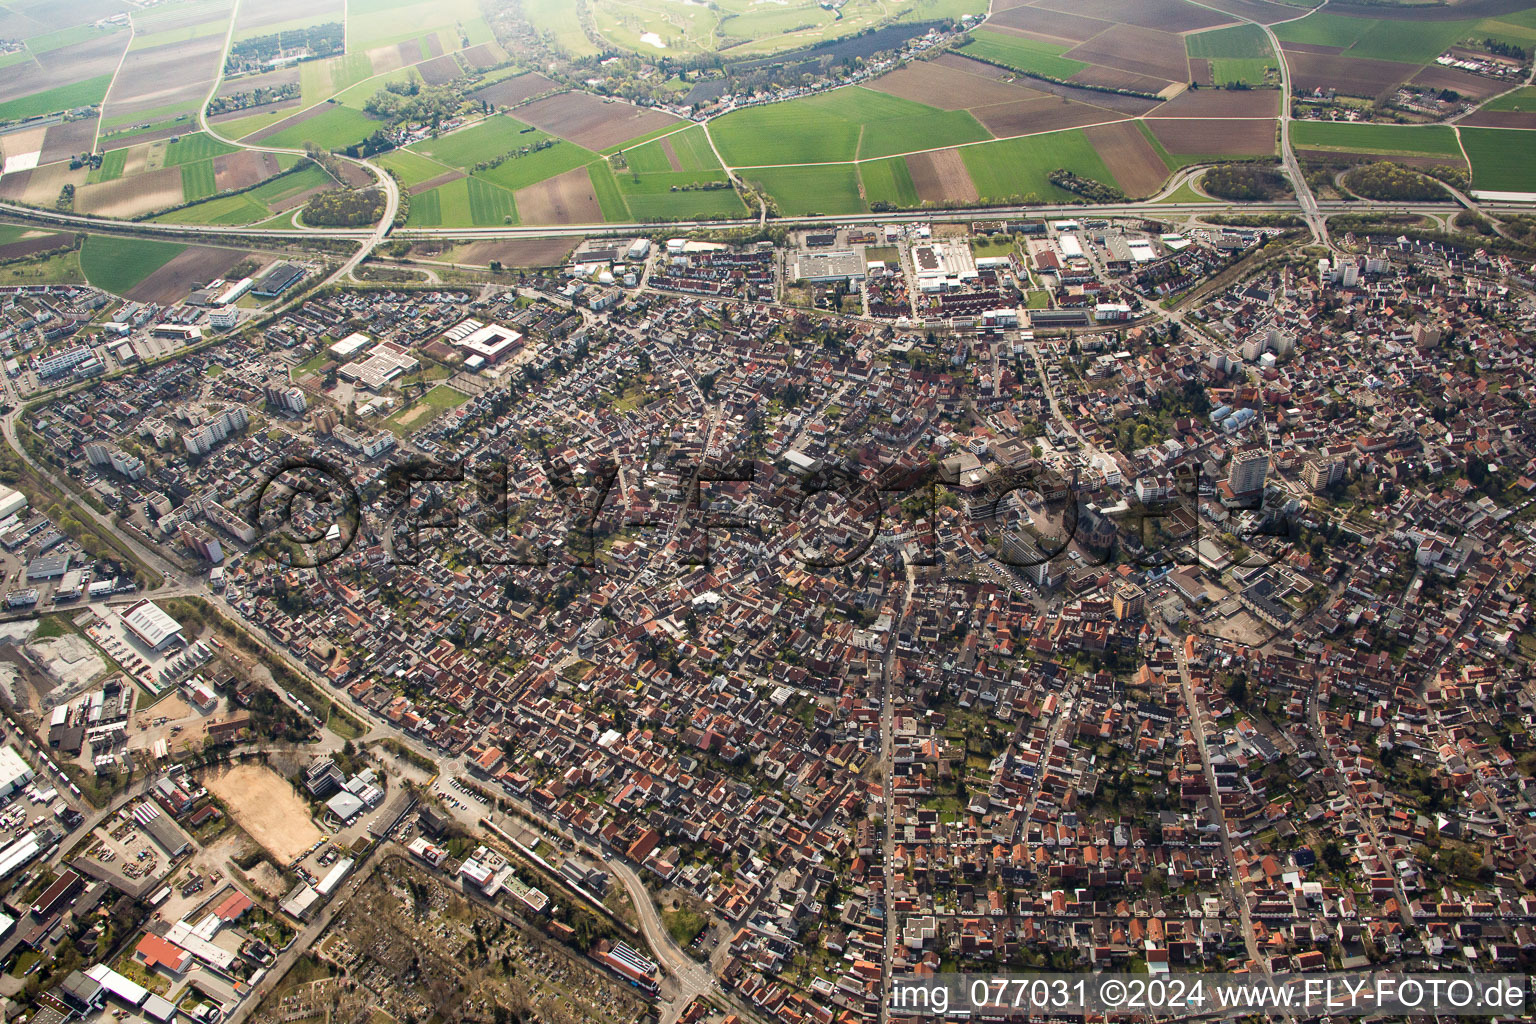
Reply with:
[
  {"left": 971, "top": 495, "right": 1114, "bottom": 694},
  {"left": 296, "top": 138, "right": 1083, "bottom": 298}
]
[
  {"left": 959, "top": 29, "right": 1088, "bottom": 81},
  {"left": 0, "top": 74, "right": 113, "bottom": 122},
  {"left": 88, "top": 150, "right": 128, "bottom": 184},
  {"left": 616, "top": 126, "right": 720, "bottom": 174},
  {"left": 374, "top": 148, "right": 454, "bottom": 187},
  {"left": 180, "top": 161, "right": 218, "bottom": 202},
  {"left": 466, "top": 177, "right": 519, "bottom": 224},
  {"left": 163, "top": 133, "right": 240, "bottom": 167},
  {"left": 614, "top": 168, "right": 746, "bottom": 220},
  {"left": 1187, "top": 24, "right": 1274, "bottom": 60},
  {"left": 1460, "top": 126, "right": 1536, "bottom": 192},
  {"left": 1484, "top": 86, "right": 1536, "bottom": 112},
  {"left": 1290, "top": 121, "right": 1463, "bottom": 158},
  {"left": 960, "top": 129, "right": 1114, "bottom": 202},
  {"left": 410, "top": 117, "right": 545, "bottom": 169},
  {"left": 80, "top": 236, "right": 186, "bottom": 295},
  {"left": 406, "top": 187, "right": 444, "bottom": 227},
  {"left": 261, "top": 106, "right": 383, "bottom": 151},
  {"left": 860, "top": 157, "right": 919, "bottom": 208},
  {"left": 474, "top": 141, "right": 598, "bottom": 192},
  {"left": 348, "top": 0, "right": 492, "bottom": 51},
  {"left": 522, "top": 0, "right": 598, "bottom": 55},
  {"left": 156, "top": 164, "right": 336, "bottom": 225},
  {"left": 744, "top": 164, "right": 865, "bottom": 216},
  {"left": 1272, "top": 12, "right": 1503, "bottom": 64},
  {"left": 405, "top": 177, "right": 520, "bottom": 226},
  {"left": 711, "top": 87, "right": 989, "bottom": 166},
  {"left": 587, "top": 164, "right": 631, "bottom": 220}
]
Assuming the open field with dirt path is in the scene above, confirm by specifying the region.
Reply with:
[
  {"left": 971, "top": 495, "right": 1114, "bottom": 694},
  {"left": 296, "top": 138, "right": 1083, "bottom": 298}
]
[{"left": 203, "top": 764, "right": 323, "bottom": 865}]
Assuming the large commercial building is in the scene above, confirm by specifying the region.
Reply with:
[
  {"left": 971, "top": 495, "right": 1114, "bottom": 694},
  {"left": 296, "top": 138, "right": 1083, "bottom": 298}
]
[
  {"left": 121, "top": 600, "right": 185, "bottom": 652},
  {"left": 1229, "top": 448, "right": 1270, "bottom": 498},
  {"left": 446, "top": 319, "right": 524, "bottom": 366},
  {"left": 0, "top": 745, "right": 33, "bottom": 799}
]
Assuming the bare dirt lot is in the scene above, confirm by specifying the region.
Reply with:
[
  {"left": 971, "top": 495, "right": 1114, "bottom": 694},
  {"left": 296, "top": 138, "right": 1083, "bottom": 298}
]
[
  {"left": 1086, "top": 120, "right": 1170, "bottom": 197},
  {"left": 987, "top": 6, "right": 1110, "bottom": 43},
  {"left": 1284, "top": 49, "right": 1418, "bottom": 99},
  {"left": 126, "top": 245, "right": 250, "bottom": 305},
  {"left": 40, "top": 117, "right": 100, "bottom": 165},
  {"left": 74, "top": 166, "right": 184, "bottom": 218},
  {"left": 517, "top": 91, "right": 682, "bottom": 151},
  {"left": 213, "top": 151, "right": 281, "bottom": 191},
  {"left": 1146, "top": 117, "right": 1277, "bottom": 157},
  {"left": 907, "top": 147, "right": 978, "bottom": 203},
  {"left": 514, "top": 166, "right": 604, "bottom": 223},
  {"left": 868, "top": 60, "right": 1042, "bottom": 110},
  {"left": 1066, "top": 25, "right": 1190, "bottom": 85},
  {"left": 417, "top": 55, "right": 463, "bottom": 86},
  {"left": 970, "top": 96, "right": 1124, "bottom": 137},
  {"left": 439, "top": 237, "right": 582, "bottom": 266},
  {"left": 471, "top": 72, "right": 557, "bottom": 108},
  {"left": 203, "top": 763, "right": 323, "bottom": 865},
  {"left": 103, "top": 34, "right": 225, "bottom": 120}
]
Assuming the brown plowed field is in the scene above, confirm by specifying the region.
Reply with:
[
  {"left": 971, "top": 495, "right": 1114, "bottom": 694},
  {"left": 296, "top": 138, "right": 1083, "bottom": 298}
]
[
  {"left": 75, "top": 166, "right": 184, "bottom": 218},
  {"left": 1066, "top": 25, "right": 1189, "bottom": 84},
  {"left": 0, "top": 33, "right": 125, "bottom": 105},
  {"left": 418, "top": 55, "right": 463, "bottom": 86},
  {"left": 409, "top": 170, "right": 466, "bottom": 194},
  {"left": 0, "top": 232, "right": 70, "bottom": 261},
  {"left": 213, "top": 151, "right": 281, "bottom": 191},
  {"left": 514, "top": 166, "right": 604, "bottom": 223},
  {"left": 10, "top": 161, "right": 86, "bottom": 206},
  {"left": 1460, "top": 110, "right": 1536, "bottom": 129},
  {"left": 1147, "top": 117, "right": 1276, "bottom": 156},
  {"left": 1033, "top": 0, "right": 1230, "bottom": 33},
  {"left": 1278, "top": 41, "right": 1343, "bottom": 55},
  {"left": 1151, "top": 88, "right": 1280, "bottom": 117},
  {"left": 1190, "top": 58, "right": 1214, "bottom": 88},
  {"left": 367, "top": 44, "right": 405, "bottom": 75},
  {"left": 461, "top": 43, "right": 505, "bottom": 69},
  {"left": 103, "top": 34, "right": 225, "bottom": 119},
  {"left": 127, "top": 246, "right": 249, "bottom": 305},
  {"left": 987, "top": 5, "right": 1111, "bottom": 43},
  {"left": 1086, "top": 121, "right": 1169, "bottom": 198},
  {"left": 472, "top": 72, "right": 557, "bottom": 108},
  {"left": 1003, "top": 74, "right": 1165, "bottom": 114},
  {"left": 907, "top": 148, "right": 977, "bottom": 203},
  {"left": 424, "top": 33, "right": 445, "bottom": 58},
  {"left": 397, "top": 39, "right": 424, "bottom": 65},
  {"left": 0, "top": 126, "right": 47, "bottom": 165},
  {"left": 517, "top": 92, "right": 682, "bottom": 150},
  {"left": 1286, "top": 51, "right": 1418, "bottom": 99},
  {"left": 40, "top": 118, "right": 99, "bottom": 165},
  {"left": 971, "top": 96, "right": 1123, "bottom": 137},
  {"left": 1071, "top": 67, "right": 1177, "bottom": 94},
  {"left": 932, "top": 53, "right": 1013, "bottom": 80},
  {"left": 1409, "top": 65, "right": 1505, "bottom": 102},
  {"left": 868, "top": 60, "right": 1041, "bottom": 109},
  {"left": 1190, "top": 0, "right": 1297, "bottom": 24}
]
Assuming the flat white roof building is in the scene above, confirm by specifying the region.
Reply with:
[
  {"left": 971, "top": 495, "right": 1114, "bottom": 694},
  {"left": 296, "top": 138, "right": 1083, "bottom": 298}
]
[
  {"left": 329, "top": 333, "right": 372, "bottom": 359},
  {"left": 453, "top": 323, "right": 523, "bottom": 365},
  {"left": 121, "top": 600, "right": 185, "bottom": 651},
  {"left": 0, "top": 745, "right": 33, "bottom": 799}
]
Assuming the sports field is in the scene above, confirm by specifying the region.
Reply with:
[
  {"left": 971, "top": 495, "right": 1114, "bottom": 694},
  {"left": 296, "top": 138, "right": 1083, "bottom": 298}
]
[{"left": 385, "top": 385, "right": 472, "bottom": 435}]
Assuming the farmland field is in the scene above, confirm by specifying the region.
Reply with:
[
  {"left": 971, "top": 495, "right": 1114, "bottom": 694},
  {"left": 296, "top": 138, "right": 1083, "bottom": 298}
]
[
  {"left": 0, "top": 75, "right": 113, "bottom": 122},
  {"left": 475, "top": 141, "right": 599, "bottom": 193},
  {"left": 163, "top": 133, "right": 241, "bottom": 167},
  {"left": 960, "top": 129, "right": 1115, "bottom": 202},
  {"left": 959, "top": 30, "right": 1089, "bottom": 81},
  {"left": 80, "top": 236, "right": 187, "bottom": 295},
  {"left": 1273, "top": 12, "right": 1478, "bottom": 64},
  {"left": 409, "top": 117, "right": 543, "bottom": 169},
  {"left": 1460, "top": 126, "right": 1536, "bottom": 193},
  {"left": 743, "top": 164, "right": 866, "bottom": 216},
  {"left": 1187, "top": 24, "right": 1276, "bottom": 87},
  {"left": 406, "top": 176, "right": 520, "bottom": 226},
  {"left": 180, "top": 161, "right": 219, "bottom": 202},
  {"left": 860, "top": 157, "right": 921, "bottom": 208},
  {"left": 155, "top": 164, "right": 337, "bottom": 225},
  {"left": 375, "top": 148, "right": 455, "bottom": 187},
  {"left": 711, "top": 87, "right": 990, "bottom": 166},
  {"left": 614, "top": 171, "right": 746, "bottom": 220},
  {"left": 259, "top": 106, "right": 384, "bottom": 151},
  {"left": 1483, "top": 86, "right": 1536, "bottom": 112},
  {"left": 1289, "top": 121, "right": 1463, "bottom": 158}
]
